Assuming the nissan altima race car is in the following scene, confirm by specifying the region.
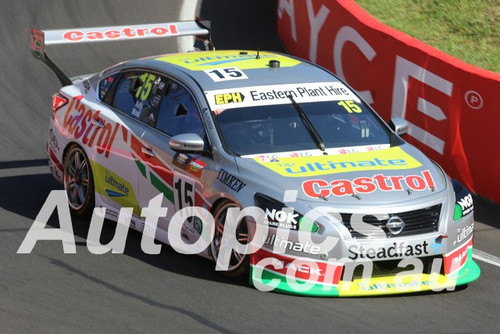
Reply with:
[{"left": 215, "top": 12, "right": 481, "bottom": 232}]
[{"left": 31, "top": 20, "right": 480, "bottom": 296}]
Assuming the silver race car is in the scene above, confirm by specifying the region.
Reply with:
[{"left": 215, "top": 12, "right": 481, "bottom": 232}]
[{"left": 32, "top": 20, "right": 479, "bottom": 296}]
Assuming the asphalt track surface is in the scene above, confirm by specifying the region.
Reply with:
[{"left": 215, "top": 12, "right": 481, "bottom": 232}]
[{"left": 1, "top": 1, "right": 499, "bottom": 333}]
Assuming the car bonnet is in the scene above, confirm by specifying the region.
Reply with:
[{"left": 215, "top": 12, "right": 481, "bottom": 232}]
[{"left": 235, "top": 143, "right": 447, "bottom": 205}]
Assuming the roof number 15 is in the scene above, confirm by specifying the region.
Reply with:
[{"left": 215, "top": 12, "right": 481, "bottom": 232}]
[{"left": 205, "top": 67, "right": 248, "bottom": 82}]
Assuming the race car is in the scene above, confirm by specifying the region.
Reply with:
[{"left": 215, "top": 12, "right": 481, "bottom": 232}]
[{"left": 32, "top": 20, "right": 480, "bottom": 296}]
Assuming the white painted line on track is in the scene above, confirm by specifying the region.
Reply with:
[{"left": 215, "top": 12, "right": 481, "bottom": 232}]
[
  {"left": 473, "top": 249, "right": 500, "bottom": 268},
  {"left": 177, "top": 0, "right": 199, "bottom": 52},
  {"left": 0, "top": 165, "right": 49, "bottom": 177}
]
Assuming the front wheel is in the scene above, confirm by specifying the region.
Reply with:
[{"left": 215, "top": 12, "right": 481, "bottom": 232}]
[
  {"left": 63, "top": 145, "right": 94, "bottom": 216},
  {"left": 210, "top": 201, "right": 250, "bottom": 279}
]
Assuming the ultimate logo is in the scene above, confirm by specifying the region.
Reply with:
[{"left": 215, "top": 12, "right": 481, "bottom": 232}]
[
  {"left": 256, "top": 146, "right": 422, "bottom": 177},
  {"left": 104, "top": 170, "right": 130, "bottom": 198}
]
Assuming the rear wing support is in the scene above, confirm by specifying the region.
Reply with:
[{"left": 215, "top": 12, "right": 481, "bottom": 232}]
[
  {"left": 30, "top": 20, "right": 212, "bottom": 86},
  {"left": 31, "top": 29, "right": 72, "bottom": 86}
]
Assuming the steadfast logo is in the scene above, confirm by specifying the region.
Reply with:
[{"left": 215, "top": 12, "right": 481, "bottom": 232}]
[
  {"left": 256, "top": 146, "right": 421, "bottom": 177},
  {"left": 216, "top": 169, "right": 246, "bottom": 192},
  {"left": 348, "top": 241, "right": 430, "bottom": 260}
]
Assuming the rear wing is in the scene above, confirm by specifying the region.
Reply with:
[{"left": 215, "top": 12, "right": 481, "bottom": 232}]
[{"left": 30, "top": 20, "right": 211, "bottom": 86}]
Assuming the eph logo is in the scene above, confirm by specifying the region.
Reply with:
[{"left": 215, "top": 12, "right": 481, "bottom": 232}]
[{"left": 214, "top": 92, "right": 245, "bottom": 105}]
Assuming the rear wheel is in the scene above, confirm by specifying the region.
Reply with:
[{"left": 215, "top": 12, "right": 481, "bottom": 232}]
[
  {"left": 63, "top": 145, "right": 94, "bottom": 216},
  {"left": 210, "top": 201, "right": 250, "bottom": 279}
]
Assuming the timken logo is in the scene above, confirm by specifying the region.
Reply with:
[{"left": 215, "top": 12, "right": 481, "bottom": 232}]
[
  {"left": 216, "top": 168, "right": 246, "bottom": 192},
  {"left": 302, "top": 170, "right": 436, "bottom": 198},
  {"left": 62, "top": 25, "right": 179, "bottom": 42}
]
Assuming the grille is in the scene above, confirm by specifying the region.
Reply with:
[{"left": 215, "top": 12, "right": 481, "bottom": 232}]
[{"left": 340, "top": 204, "right": 442, "bottom": 239}]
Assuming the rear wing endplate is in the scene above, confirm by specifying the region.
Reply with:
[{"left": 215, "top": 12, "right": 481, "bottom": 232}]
[{"left": 30, "top": 20, "right": 211, "bottom": 86}]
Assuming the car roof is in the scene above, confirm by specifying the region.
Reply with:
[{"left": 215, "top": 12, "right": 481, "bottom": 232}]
[{"left": 119, "top": 50, "right": 340, "bottom": 91}]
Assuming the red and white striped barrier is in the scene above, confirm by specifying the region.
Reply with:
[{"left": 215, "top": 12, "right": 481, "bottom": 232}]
[{"left": 277, "top": 0, "right": 500, "bottom": 203}]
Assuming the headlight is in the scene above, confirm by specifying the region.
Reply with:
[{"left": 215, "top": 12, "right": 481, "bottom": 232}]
[
  {"left": 451, "top": 179, "right": 474, "bottom": 221},
  {"left": 254, "top": 193, "right": 319, "bottom": 233}
]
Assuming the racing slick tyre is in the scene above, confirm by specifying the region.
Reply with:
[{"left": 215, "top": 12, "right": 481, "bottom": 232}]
[
  {"left": 210, "top": 201, "right": 250, "bottom": 280},
  {"left": 63, "top": 145, "right": 95, "bottom": 217}
]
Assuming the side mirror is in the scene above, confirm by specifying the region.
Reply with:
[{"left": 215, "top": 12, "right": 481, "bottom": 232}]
[
  {"left": 389, "top": 117, "right": 408, "bottom": 136},
  {"left": 169, "top": 133, "right": 205, "bottom": 153}
]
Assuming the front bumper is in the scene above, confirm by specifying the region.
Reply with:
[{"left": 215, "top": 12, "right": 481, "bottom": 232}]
[{"left": 249, "top": 239, "right": 480, "bottom": 297}]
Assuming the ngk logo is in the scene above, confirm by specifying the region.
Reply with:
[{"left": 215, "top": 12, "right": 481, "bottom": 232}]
[
  {"left": 458, "top": 193, "right": 473, "bottom": 212},
  {"left": 266, "top": 209, "right": 299, "bottom": 225}
]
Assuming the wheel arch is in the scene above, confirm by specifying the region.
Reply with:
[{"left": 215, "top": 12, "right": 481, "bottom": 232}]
[
  {"left": 62, "top": 141, "right": 96, "bottom": 178},
  {"left": 210, "top": 197, "right": 239, "bottom": 215},
  {"left": 62, "top": 141, "right": 84, "bottom": 164}
]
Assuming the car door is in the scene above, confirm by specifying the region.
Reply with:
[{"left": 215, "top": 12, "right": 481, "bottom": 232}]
[
  {"left": 94, "top": 70, "right": 161, "bottom": 224},
  {"left": 138, "top": 78, "right": 211, "bottom": 245}
]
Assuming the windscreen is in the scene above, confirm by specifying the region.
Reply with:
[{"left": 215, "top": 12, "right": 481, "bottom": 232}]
[{"left": 215, "top": 99, "right": 391, "bottom": 156}]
